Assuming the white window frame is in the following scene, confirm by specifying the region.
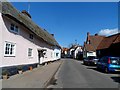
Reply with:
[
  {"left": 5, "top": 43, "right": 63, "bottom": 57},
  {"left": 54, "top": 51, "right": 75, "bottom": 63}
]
[
  {"left": 10, "top": 23, "right": 19, "bottom": 34},
  {"left": 4, "top": 41, "right": 16, "bottom": 57},
  {"left": 28, "top": 48, "right": 33, "bottom": 57}
]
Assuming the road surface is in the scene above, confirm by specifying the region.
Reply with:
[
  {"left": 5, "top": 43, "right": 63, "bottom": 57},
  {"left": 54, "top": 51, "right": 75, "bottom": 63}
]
[{"left": 47, "top": 59, "right": 120, "bottom": 88}]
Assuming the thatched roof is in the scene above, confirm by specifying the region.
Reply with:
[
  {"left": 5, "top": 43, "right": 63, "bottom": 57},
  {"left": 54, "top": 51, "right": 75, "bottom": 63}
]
[{"left": 1, "top": 2, "right": 60, "bottom": 47}]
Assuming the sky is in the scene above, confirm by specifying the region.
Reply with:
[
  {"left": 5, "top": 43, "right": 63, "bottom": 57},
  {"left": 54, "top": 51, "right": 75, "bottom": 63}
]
[{"left": 11, "top": 2, "right": 118, "bottom": 47}]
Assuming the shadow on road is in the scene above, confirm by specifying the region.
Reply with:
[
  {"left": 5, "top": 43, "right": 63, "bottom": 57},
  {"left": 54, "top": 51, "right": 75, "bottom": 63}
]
[
  {"left": 111, "top": 76, "right": 120, "bottom": 83},
  {"left": 86, "top": 66, "right": 120, "bottom": 74}
]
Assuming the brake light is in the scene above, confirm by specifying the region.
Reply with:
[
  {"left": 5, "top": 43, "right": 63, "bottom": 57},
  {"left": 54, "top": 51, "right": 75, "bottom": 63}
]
[{"left": 108, "top": 58, "right": 110, "bottom": 64}]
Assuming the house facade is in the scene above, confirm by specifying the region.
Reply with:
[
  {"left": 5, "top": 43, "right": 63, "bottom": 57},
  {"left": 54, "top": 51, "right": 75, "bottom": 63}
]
[
  {"left": 61, "top": 47, "right": 69, "bottom": 58},
  {"left": 73, "top": 46, "right": 83, "bottom": 60},
  {"left": 97, "top": 33, "right": 120, "bottom": 58},
  {"left": 0, "top": 2, "right": 61, "bottom": 68},
  {"left": 83, "top": 32, "right": 105, "bottom": 58}
]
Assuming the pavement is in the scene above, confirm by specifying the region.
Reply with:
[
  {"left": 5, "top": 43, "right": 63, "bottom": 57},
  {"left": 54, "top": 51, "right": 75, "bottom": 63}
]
[
  {"left": 47, "top": 59, "right": 120, "bottom": 88},
  {"left": 1, "top": 60, "right": 63, "bottom": 88}
]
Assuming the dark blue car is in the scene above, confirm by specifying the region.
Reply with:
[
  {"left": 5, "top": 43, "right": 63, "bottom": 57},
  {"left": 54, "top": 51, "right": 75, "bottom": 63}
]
[{"left": 97, "top": 56, "right": 120, "bottom": 73}]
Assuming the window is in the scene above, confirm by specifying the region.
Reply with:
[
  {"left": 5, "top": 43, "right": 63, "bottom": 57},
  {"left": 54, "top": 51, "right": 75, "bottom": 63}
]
[
  {"left": 56, "top": 53, "right": 59, "bottom": 57},
  {"left": 10, "top": 24, "right": 19, "bottom": 33},
  {"left": 28, "top": 48, "right": 33, "bottom": 57},
  {"left": 29, "top": 34, "right": 33, "bottom": 39},
  {"left": 4, "top": 42, "right": 16, "bottom": 56}
]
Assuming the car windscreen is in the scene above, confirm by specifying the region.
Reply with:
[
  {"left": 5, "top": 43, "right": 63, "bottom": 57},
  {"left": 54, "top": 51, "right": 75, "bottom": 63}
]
[{"left": 110, "top": 58, "right": 120, "bottom": 65}]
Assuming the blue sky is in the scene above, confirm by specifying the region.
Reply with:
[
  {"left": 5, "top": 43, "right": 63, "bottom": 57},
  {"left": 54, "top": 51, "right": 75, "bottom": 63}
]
[{"left": 11, "top": 2, "right": 118, "bottom": 47}]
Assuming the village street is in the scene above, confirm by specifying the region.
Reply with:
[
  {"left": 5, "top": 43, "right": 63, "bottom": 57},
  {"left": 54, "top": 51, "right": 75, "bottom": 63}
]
[
  {"left": 1, "top": 59, "right": 120, "bottom": 89},
  {"left": 47, "top": 59, "right": 120, "bottom": 89}
]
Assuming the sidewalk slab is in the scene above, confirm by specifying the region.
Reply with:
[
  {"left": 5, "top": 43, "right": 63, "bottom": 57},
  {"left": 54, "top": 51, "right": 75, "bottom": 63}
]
[{"left": 1, "top": 60, "right": 63, "bottom": 88}]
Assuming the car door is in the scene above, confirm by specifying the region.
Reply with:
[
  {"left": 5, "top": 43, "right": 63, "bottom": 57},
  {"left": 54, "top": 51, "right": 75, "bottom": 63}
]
[
  {"left": 97, "top": 57, "right": 103, "bottom": 69},
  {"left": 101, "top": 57, "right": 108, "bottom": 70}
]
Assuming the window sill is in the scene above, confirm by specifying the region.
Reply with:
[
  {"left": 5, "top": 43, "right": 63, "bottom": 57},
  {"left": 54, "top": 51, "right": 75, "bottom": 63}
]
[
  {"left": 28, "top": 57, "right": 33, "bottom": 59},
  {"left": 4, "top": 55, "right": 15, "bottom": 57}
]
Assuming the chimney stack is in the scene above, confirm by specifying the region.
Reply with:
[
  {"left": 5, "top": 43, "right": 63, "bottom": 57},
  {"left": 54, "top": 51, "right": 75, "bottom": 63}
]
[
  {"left": 21, "top": 10, "right": 31, "bottom": 18},
  {"left": 95, "top": 33, "right": 98, "bottom": 36},
  {"left": 87, "top": 32, "right": 90, "bottom": 36}
]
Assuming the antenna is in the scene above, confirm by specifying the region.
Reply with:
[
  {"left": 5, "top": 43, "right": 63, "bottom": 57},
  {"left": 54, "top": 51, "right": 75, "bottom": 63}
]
[{"left": 28, "top": 0, "right": 30, "bottom": 13}]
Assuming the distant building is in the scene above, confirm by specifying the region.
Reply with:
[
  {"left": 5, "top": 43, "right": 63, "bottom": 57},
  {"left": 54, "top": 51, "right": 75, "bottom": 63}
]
[
  {"left": 68, "top": 45, "right": 83, "bottom": 59},
  {"left": 83, "top": 32, "right": 105, "bottom": 58},
  {"left": 0, "top": 2, "right": 61, "bottom": 69},
  {"left": 73, "top": 46, "right": 83, "bottom": 60},
  {"left": 61, "top": 47, "right": 69, "bottom": 58},
  {"left": 69, "top": 45, "right": 77, "bottom": 58},
  {"left": 97, "top": 33, "right": 120, "bottom": 58}
]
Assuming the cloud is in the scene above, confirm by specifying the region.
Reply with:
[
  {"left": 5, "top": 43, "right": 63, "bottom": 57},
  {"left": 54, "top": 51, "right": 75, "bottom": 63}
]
[{"left": 98, "top": 28, "right": 119, "bottom": 36}]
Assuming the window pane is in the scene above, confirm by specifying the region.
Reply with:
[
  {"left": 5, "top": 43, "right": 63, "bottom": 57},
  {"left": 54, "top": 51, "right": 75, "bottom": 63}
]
[
  {"left": 29, "top": 34, "right": 33, "bottom": 39},
  {"left": 10, "top": 44, "right": 14, "bottom": 54},
  {"left": 15, "top": 26, "right": 18, "bottom": 32},
  {"left": 7, "top": 44, "right": 10, "bottom": 54},
  {"left": 10, "top": 24, "right": 14, "bottom": 30},
  {"left": 28, "top": 48, "right": 32, "bottom": 57},
  {"left": 4, "top": 42, "right": 16, "bottom": 56}
]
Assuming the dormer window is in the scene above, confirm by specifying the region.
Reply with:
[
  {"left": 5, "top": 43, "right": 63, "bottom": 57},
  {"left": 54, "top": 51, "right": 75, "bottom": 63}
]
[
  {"left": 10, "top": 24, "right": 19, "bottom": 34},
  {"left": 29, "top": 34, "right": 33, "bottom": 39}
]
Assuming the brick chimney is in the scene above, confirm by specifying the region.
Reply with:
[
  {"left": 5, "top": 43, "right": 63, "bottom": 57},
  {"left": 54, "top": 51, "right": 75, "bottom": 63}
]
[
  {"left": 86, "top": 32, "right": 90, "bottom": 44},
  {"left": 95, "top": 33, "right": 98, "bottom": 36},
  {"left": 21, "top": 10, "right": 31, "bottom": 18}
]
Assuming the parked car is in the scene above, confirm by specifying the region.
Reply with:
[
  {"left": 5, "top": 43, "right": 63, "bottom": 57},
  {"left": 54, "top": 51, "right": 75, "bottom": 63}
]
[
  {"left": 97, "top": 56, "right": 120, "bottom": 73},
  {"left": 83, "top": 56, "right": 99, "bottom": 65}
]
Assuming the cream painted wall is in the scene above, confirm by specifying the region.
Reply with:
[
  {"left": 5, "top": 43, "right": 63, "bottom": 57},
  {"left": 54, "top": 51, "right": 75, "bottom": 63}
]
[
  {"left": 1, "top": 15, "right": 60, "bottom": 67},
  {"left": 0, "top": 13, "right": 3, "bottom": 67}
]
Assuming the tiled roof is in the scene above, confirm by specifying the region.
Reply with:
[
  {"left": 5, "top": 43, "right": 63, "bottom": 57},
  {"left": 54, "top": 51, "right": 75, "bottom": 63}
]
[
  {"left": 113, "top": 33, "right": 120, "bottom": 44},
  {"left": 84, "top": 44, "right": 94, "bottom": 51},
  {"left": 1, "top": 2, "right": 60, "bottom": 47},
  {"left": 62, "top": 48, "right": 69, "bottom": 51},
  {"left": 84, "top": 35, "right": 105, "bottom": 51},
  {"left": 97, "top": 33, "right": 120, "bottom": 50}
]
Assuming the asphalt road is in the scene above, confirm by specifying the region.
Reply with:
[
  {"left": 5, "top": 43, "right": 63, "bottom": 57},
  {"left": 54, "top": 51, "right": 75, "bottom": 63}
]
[{"left": 47, "top": 59, "right": 120, "bottom": 88}]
